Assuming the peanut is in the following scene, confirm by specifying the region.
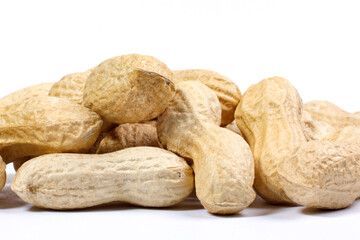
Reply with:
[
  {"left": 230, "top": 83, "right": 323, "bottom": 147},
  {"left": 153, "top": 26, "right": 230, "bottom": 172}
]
[
  {"left": 235, "top": 77, "right": 307, "bottom": 204},
  {"left": 173, "top": 69, "right": 241, "bottom": 126},
  {"left": 83, "top": 54, "right": 175, "bottom": 124},
  {"left": 158, "top": 81, "right": 255, "bottom": 214},
  {"left": 0, "top": 156, "right": 5, "bottom": 191},
  {"left": 11, "top": 147, "right": 194, "bottom": 210},
  {"left": 0, "top": 82, "right": 54, "bottom": 108},
  {"left": 0, "top": 96, "right": 102, "bottom": 163},
  {"left": 278, "top": 140, "right": 360, "bottom": 209},
  {"left": 48, "top": 68, "right": 93, "bottom": 105},
  {"left": 304, "top": 100, "right": 360, "bottom": 129},
  {"left": 96, "top": 123, "right": 161, "bottom": 154}
]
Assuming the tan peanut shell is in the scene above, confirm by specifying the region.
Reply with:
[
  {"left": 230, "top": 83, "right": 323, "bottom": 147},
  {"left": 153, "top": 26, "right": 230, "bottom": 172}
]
[
  {"left": 278, "top": 140, "right": 360, "bottom": 209},
  {"left": 0, "top": 96, "right": 102, "bottom": 163},
  {"left": 0, "top": 82, "right": 54, "bottom": 108},
  {"left": 235, "top": 77, "right": 307, "bottom": 204},
  {"left": 158, "top": 81, "right": 255, "bottom": 214},
  {"left": 48, "top": 68, "right": 93, "bottom": 105},
  {"left": 11, "top": 147, "right": 194, "bottom": 210},
  {"left": 83, "top": 54, "right": 175, "bottom": 124},
  {"left": 173, "top": 69, "right": 241, "bottom": 126},
  {"left": 303, "top": 120, "right": 335, "bottom": 141},
  {"left": 0, "top": 156, "right": 5, "bottom": 191},
  {"left": 97, "top": 123, "right": 161, "bottom": 154},
  {"left": 304, "top": 100, "right": 360, "bottom": 129}
]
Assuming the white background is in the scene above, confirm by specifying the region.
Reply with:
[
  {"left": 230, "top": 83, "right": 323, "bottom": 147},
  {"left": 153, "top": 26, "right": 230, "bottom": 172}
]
[{"left": 1, "top": 0, "right": 360, "bottom": 239}]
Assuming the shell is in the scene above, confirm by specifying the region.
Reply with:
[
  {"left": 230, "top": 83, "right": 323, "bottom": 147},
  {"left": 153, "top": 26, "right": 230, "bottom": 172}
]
[
  {"left": 48, "top": 68, "right": 93, "bottom": 105},
  {"left": 83, "top": 54, "right": 175, "bottom": 124},
  {"left": 235, "top": 77, "right": 307, "bottom": 204},
  {"left": 0, "top": 82, "right": 54, "bottom": 108},
  {"left": 303, "top": 120, "right": 336, "bottom": 141},
  {"left": 278, "top": 141, "right": 360, "bottom": 209},
  {"left": 0, "top": 96, "right": 102, "bottom": 163},
  {"left": 11, "top": 147, "right": 194, "bottom": 209},
  {"left": 158, "top": 81, "right": 255, "bottom": 214},
  {"left": 173, "top": 69, "right": 241, "bottom": 126},
  {"left": 304, "top": 100, "right": 360, "bottom": 130}
]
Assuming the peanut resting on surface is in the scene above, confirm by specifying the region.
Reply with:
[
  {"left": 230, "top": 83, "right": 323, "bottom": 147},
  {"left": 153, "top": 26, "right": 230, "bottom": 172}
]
[
  {"left": 0, "top": 82, "right": 54, "bottom": 108},
  {"left": 11, "top": 147, "right": 194, "bottom": 210},
  {"left": 83, "top": 54, "right": 175, "bottom": 124},
  {"left": 0, "top": 157, "right": 5, "bottom": 191},
  {"left": 278, "top": 141, "right": 360, "bottom": 209},
  {"left": 158, "top": 81, "right": 255, "bottom": 214},
  {"left": 173, "top": 69, "right": 241, "bottom": 126},
  {"left": 0, "top": 96, "right": 102, "bottom": 163},
  {"left": 235, "top": 77, "right": 307, "bottom": 204},
  {"left": 96, "top": 123, "right": 161, "bottom": 154}
]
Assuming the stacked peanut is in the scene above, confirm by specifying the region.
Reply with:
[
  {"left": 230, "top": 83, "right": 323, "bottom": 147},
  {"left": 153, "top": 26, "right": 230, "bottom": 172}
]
[{"left": 0, "top": 54, "right": 359, "bottom": 214}]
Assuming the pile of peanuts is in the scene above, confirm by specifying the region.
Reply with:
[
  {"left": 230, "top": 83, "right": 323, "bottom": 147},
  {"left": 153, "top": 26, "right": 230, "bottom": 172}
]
[{"left": 1, "top": 54, "right": 359, "bottom": 215}]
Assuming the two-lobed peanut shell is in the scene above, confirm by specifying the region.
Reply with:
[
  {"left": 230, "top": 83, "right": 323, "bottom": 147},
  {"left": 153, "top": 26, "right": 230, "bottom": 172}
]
[
  {"left": 11, "top": 147, "right": 194, "bottom": 210},
  {"left": 158, "top": 81, "right": 255, "bottom": 214},
  {"left": 0, "top": 96, "right": 102, "bottom": 163}
]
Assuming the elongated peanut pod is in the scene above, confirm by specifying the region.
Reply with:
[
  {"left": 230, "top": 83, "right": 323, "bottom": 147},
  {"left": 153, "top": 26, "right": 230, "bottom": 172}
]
[
  {"left": 0, "top": 96, "right": 102, "bottom": 163},
  {"left": 11, "top": 147, "right": 194, "bottom": 210},
  {"left": 158, "top": 81, "right": 255, "bottom": 214},
  {"left": 235, "top": 77, "right": 307, "bottom": 204}
]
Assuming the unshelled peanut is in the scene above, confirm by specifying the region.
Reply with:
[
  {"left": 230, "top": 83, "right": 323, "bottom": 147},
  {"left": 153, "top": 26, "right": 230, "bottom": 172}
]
[
  {"left": 158, "top": 81, "right": 255, "bottom": 214},
  {"left": 304, "top": 100, "right": 360, "bottom": 129},
  {"left": 235, "top": 77, "right": 307, "bottom": 204},
  {"left": 0, "top": 96, "right": 102, "bottom": 163},
  {"left": 278, "top": 140, "right": 360, "bottom": 209},
  {"left": 173, "top": 69, "right": 241, "bottom": 126},
  {"left": 0, "top": 82, "right": 54, "bottom": 108},
  {"left": 83, "top": 54, "right": 175, "bottom": 124},
  {"left": 11, "top": 147, "right": 194, "bottom": 210},
  {"left": 48, "top": 68, "right": 93, "bottom": 105}
]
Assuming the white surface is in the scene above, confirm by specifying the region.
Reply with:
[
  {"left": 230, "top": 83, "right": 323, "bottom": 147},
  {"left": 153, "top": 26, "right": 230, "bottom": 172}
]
[{"left": 0, "top": 0, "right": 360, "bottom": 239}]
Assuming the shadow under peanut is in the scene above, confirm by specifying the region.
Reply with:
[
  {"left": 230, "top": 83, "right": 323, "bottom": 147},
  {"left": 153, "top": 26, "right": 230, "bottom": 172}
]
[{"left": 0, "top": 173, "right": 28, "bottom": 209}]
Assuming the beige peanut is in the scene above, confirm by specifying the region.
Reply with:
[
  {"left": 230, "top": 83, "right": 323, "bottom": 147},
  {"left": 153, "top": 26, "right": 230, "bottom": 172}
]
[
  {"left": 0, "top": 82, "right": 54, "bottom": 108},
  {"left": 0, "top": 96, "right": 102, "bottom": 163},
  {"left": 304, "top": 100, "right": 360, "bottom": 129},
  {"left": 96, "top": 123, "right": 161, "bottom": 154},
  {"left": 158, "top": 81, "right": 255, "bottom": 214},
  {"left": 11, "top": 147, "right": 194, "bottom": 210},
  {"left": 83, "top": 54, "right": 175, "bottom": 124},
  {"left": 48, "top": 68, "right": 93, "bottom": 105},
  {"left": 235, "top": 77, "right": 307, "bottom": 204},
  {"left": 173, "top": 69, "right": 241, "bottom": 126},
  {"left": 278, "top": 140, "right": 360, "bottom": 209},
  {"left": 0, "top": 156, "right": 5, "bottom": 191}
]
